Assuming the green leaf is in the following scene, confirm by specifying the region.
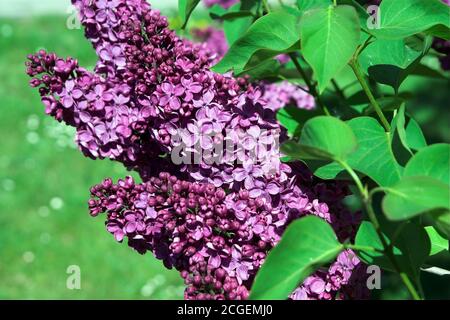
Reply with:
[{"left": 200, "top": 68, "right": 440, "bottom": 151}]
[
  {"left": 280, "top": 3, "right": 303, "bottom": 17},
  {"left": 348, "top": 92, "right": 408, "bottom": 115},
  {"left": 276, "top": 106, "right": 323, "bottom": 136},
  {"left": 210, "top": 9, "right": 254, "bottom": 20},
  {"left": 390, "top": 110, "right": 429, "bottom": 166},
  {"left": 281, "top": 116, "right": 357, "bottom": 161},
  {"left": 301, "top": 117, "right": 404, "bottom": 185},
  {"left": 391, "top": 223, "right": 431, "bottom": 280},
  {"left": 243, "top": 59, "right": 281, "bottom": 80},
  {"left": 425, "top": 226, "right": 448, "bottom": 255},
  {"left": 338, "top": 0, "right": 370, "bottom": 31},
  {"left": 429, "top": 210, "right": 450, "bottom": 240},
  {"left": 355, "top": 221, "right": 391, "bottom": 269},
  {"left": 311, "top": 161, "right": 347, "bottom": 180},
  {"left": 359, "top": 39, "right": 425, "bottom": 92},
  {"left": 300, "top": 5, "right": 360, "bottom": 93},
  {"left": 372, "top": 0, "right": 450, "bottom": 40},
  {"left": 404, "top": 144, "right": 450, "bottom": 185},
  {"left": 250, "top": 216, "right": 343, "bottom": 300},
  {"left": 213, "top": 12, "right": 301, "bottom": 75},
  {"left": 217, "top": 1, "right": 260, "bottom": 46},
  {"left": 411, "top": 63, "right": 449, "bottom": 80},
  {"left": 179, "top": 0, "right": 201, "bottom": 29},
  {"left": 296, "top": 0, "right": 331, "bottom": 13},
  {"left": 405, "top": 118, "right": 427, "bottom": 151},
  {"left": 347, "top": 117, "right": 403, "bottom": 186},
  {"left": 355, "top": 221, "right": 430, "bottom": 279},
  {"left": 392, "top": 104, "right": 412, "bottom": 154},
  {"left": 383, "top": 176, "right": 450, "bottom": 221},
  {"left": 208, "top": 3, "right": 226, "bottom": 17}
]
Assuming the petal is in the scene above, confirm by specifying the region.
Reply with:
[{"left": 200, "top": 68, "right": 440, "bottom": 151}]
[
  {"left": 99, "top": 48, "right": 112, "bottom": 61},
  {"left": 233, "top": 168, "right": 247, "bottom": 182},
  {"left": 169, "top": 97, "right": 181, "bottom": 110},
  {"left": 146, "top": 207, "right": 157, "bottom": 218},
  {"left": 208, "top": 255, "right": 221, "bottom": 269}
]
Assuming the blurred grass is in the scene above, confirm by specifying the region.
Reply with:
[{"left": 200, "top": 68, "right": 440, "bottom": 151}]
[{"left": 0, "top": 16, "right": 184, "bottom": 299}]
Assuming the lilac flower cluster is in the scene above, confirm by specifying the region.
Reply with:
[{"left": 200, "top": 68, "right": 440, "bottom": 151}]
[
  {"left": 89, "top": 171, "right": 366, "bottom": 300},
  {"left": 27, "top": 0, "right": 367, "bottom": 300},
  {"left": 291, "top": 250, "right": 369, "bottom": 300}
]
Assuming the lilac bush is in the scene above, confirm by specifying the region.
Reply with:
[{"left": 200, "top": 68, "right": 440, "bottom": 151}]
[{"left": 26, "top": 0, "right": 372, "bottom": 300}]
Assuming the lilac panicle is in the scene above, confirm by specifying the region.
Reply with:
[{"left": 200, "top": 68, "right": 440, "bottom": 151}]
[
  {"left": 27, "top": 0, "right": 368, "bottom": 300},
  {"left": 89, "top": 172, "right": 367, "bottom": 300}
]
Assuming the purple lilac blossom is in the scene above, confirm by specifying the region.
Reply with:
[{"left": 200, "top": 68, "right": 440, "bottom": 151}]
[
  {"left": 26, "top": 0, "right": 367, "bottom": 300},
  {"left": 261, "top": 81, "right": 315, "bottom": 111},
  {"left": 291, "top": 250, "right": 370, "bottom": 300},
  {"left": 89, "top": 172, "right": 367, "bottom": 300},
  {"left": 203, "top": 0, "right": 239, "bottom": 9},
  {"left": 192, "top": 27, "right": 229, "bottom": 61}
]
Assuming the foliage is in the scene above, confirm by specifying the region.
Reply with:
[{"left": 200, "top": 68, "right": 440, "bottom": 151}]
[{"left": 202, "top": 0, "right": 449, "bottom": 300}]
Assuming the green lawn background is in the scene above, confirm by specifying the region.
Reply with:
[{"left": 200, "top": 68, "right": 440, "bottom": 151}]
[{"left": 0, "top": 15, "right": 184, "bottom": 299}]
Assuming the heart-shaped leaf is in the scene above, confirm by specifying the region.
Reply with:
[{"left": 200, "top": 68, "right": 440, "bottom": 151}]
[
  {"left": 404, "top": 143, "right": 450, "bottom": 185},
  {"left": 383, "top": 176, "right": 450, "bottom": 221},
  {"left": 425, "top": 226, "right": 449, "bottom": 255},
  {"left": 391, "top": 104, "right": 414, "bottom": 156},
  {"left": 296, "top": 0, "right": 331, "bottom": 13},
  {"left": 311, "top": 117, "right": 404, "bottom": 186},
  {"left": 211, "top": 1, "right": 261, "bottom": 46},
  {"left": 250, "top": 216, "right": 343, "bottom": 300},
  {"left": 179, "top": 0, "right": 201, "bottom": 29},
  {"left": 391, "top": 104, "right": 427, "bottom": 158},
  {"left": 428, "top": 210, "right": 450, "bottom": 240},
  {"left": 281, "top": 116, "right": 357, "bottom": 162},
  {"left": 359, "top": 39, "right": 426, "bottom": 92},
  {"left": 372, "top": 0, "right": 450, "bottom": 40},
  {"left": 405, "top": 118, "right": 427, "bottom": 151},
  {"left": 276, "top": 106, "right": 324, "bottom": 136},
  {"left": 356, "top": 221, "right": 430, "bottom": 280},
  {"left": 300, "top": 5, "right": 360, "bottom": 93},
  {"left": 213, "top": 11, "right": 301, "bottom": 75}
]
